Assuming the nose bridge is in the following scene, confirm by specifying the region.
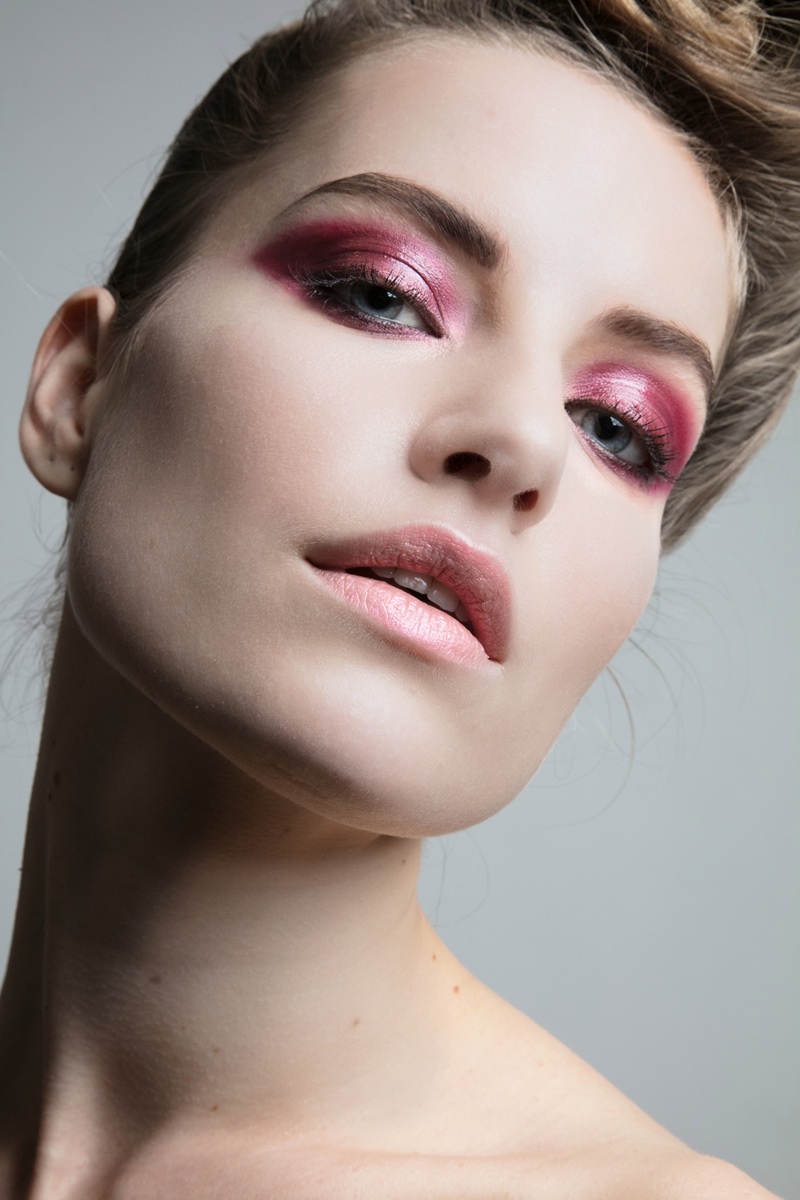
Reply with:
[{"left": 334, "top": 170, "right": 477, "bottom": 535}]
[{"left": 409, "top": 337, "right": 570, "bottom": 522}]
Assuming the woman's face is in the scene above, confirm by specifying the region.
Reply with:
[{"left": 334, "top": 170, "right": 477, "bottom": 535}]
[{"left": 69, "top": 38, "right": 734, "bottom": 836}]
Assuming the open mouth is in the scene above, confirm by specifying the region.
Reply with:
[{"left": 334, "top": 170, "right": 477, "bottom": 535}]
[
  {"left": 306, "top": 524, "right": 510, "bottom": 665},
  {"left": 344, "top": 566, "right": 474, "bottom": 632}
]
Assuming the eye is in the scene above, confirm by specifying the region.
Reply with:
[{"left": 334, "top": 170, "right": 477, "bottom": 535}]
[
  {"left": 291, "top": 261, "right": 441, "bottom": 336},
  {"left": 568, "top": 404, "right": 650, "bottom": 468},
  {"left": 328, "top": 278, "right": 427, "bottom": 330},
  {"left": 565, "top": 366, "right": 687, "bottom": 490}
]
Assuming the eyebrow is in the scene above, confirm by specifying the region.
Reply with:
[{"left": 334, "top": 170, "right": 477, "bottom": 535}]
[
  {"left": 283, "top": 173, "right": 716, "bottom": 402},
  {"left": 284, "top": 171, "right": 503, "bottom": 271},
  {"left": 590, "top": 307, "right": 716, "bottom": 405}
]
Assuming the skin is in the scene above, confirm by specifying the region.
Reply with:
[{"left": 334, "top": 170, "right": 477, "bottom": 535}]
[{"left": 0, "top": 35, "right": 777, "bottom": 1200}]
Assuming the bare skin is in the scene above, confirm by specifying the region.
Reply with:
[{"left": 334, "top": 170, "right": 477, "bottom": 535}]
[
  {"left": 0, "top": 37, "right": 778, "bottom": 1199},
  {"left": 0, "top": 617, "right": 774, "bottom": 1199}
]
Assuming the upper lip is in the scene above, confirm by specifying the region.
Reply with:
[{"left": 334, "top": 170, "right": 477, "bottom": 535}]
[{"left": 307, "top": 524, "right": 511, "bottom": 662}]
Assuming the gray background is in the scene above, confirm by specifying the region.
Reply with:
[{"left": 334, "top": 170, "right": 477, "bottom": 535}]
[{"left": 1, "top": 1, "right": 798, "bottom": 1194}]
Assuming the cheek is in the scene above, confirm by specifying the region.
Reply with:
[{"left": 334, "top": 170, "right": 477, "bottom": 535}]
[
  {"left": 77, "top": 302, "right": 344, "bottom": 555},
  {"left": 64, "top": 296, "right": 397, "bottom": 698},
  {"left": 128, "top": 290, "right": 393, "bottom": 506},
  {"left": 558, "top": 547, "right": 655, "bottom": 692},
  {"left": 561, "top": 494, "right": 659, "bottom": 681},
  {"left": 505, "top": 482, "right": 661, "bottom": 771}
]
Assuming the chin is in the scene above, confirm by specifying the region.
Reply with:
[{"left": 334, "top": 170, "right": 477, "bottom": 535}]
[{"left": 181, "top": 657, "right": 538, "bottom": 841}]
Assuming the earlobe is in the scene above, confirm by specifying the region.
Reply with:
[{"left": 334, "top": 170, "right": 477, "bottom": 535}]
[{"left": 19, "top": 286, "right": 118, "bottom": 500}]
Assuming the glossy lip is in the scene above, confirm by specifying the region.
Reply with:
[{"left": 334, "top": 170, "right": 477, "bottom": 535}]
[{"left": 306, "top": 525, "right": 511, "bottom": 664}]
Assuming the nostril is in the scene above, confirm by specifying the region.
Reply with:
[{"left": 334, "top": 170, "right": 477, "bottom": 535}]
[
  {"left": 444, "top": 451, "right": 491, "bottom": 481},
  {"left": 513, "top": 489, "right": 537, "bottom": 513}
]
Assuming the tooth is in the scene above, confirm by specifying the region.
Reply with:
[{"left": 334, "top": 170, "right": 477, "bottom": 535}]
[
  {"left": 394, "top": 569, "right": 430, "bottom": 595},
  {"left": 373, "top": 567, "right": 396, "bottom": 579},
  {"left": 427, "top": 580, "right": 459, "bottom": 613},
  {"left": 454, "top": 602, "right": 470, "bottom": 625}
]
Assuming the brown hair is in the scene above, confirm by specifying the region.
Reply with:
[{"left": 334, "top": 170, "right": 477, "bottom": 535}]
[{"left": 105, "top": 0, "right": 800, "bottom": 550}]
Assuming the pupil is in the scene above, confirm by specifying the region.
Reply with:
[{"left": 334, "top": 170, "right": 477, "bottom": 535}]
[
  {"left": 362, "top": 285, "right": 396, "bottom": 313},
  {"left": 597, "top": 413, "right": 620, "bottom": 441},
  {"left": 595, "top": 412, "right": 630, "bottom": 451}
]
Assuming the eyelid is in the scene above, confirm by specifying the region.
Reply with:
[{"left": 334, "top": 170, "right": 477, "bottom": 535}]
[
  {"left": 253, "top": 216, "right": 467, "bottom": 333},
  {"left": 308, "top": 252, "right": 445, "bottom": 329},
  {"left": 566, "top": 397, "right": 677, "bottom": 485},
  {"left": 567, "top": 361, "right": 700, "bottom": 478},
  {"left": 295, "top": 261, "right": 443, "bottom": 337}
]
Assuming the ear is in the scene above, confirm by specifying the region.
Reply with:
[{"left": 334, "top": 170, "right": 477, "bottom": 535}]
[{"left": 19, "top": 286, "right": 118, "bottom": 500}]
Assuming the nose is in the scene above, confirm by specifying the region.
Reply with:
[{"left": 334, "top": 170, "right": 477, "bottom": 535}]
[{"left": 407, "top": 353, "right": 570, "bottom": 525}]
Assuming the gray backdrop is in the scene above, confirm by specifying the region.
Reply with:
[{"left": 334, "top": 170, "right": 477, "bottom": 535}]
[{"left": 1, "top": 1, "right": 798, "bottom": 1194}]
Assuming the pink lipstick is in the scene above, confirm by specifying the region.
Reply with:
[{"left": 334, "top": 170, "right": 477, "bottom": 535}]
[{"left": 306, "top": 525, "right": 510, "bottom": 668}]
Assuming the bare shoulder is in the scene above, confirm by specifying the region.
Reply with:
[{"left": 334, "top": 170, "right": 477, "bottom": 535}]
[
  {"left": 108, "top": 966, "right": 780, "bottom": 1199},
  {"left": 511, "top": 1146, "right": 781, "bottom": 1200},
  {"left": 538, "top": 1147, "right": 780, "bottom": 1200},
  {"left": 650, "top": 1154, "right": 782, "bottom": 1200},
  {"left": 109, "top": 1139, "right": 782, "bottom": 1200},
  {"left": 443, "top": 970, "right": 779, "bottom": 1199},
  {"left": 666, "top": 1152, "right": 777, "bottom": 1200}
]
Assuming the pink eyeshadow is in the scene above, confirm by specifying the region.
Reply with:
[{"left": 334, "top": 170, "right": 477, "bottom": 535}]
[
  {"left": 252, "top": 218, "right": 465, "bottom": 329},
  {"left": 570, "top": 361, "right": 702, "bottom": 484}
]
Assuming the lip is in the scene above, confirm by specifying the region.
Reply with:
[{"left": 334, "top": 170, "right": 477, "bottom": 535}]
[{"left": 306, "top": 525, "right": 511, "bottom": 666}]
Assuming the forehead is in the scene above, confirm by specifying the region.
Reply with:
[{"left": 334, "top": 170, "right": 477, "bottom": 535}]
[{"left": 208, "top": 35, "right": 736, "bottom": 355}]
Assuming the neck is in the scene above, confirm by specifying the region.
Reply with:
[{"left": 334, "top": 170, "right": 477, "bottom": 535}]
[{"left": 0, "top": 605, "right": 459, "bottom": 1192}]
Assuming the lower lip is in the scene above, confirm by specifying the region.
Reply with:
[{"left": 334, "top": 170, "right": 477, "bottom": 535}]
[{"left": 311, "top": 568, "right": 490, "bottom": 669}]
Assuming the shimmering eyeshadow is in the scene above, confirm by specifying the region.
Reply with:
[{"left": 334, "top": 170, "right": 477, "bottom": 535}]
[
  {"left": 255, "top": 224, "right": 701, "bottom": 493},
  {"left": 253, "top": 218, "right": 466, "bottom": 332},
  {"left": 569, "top": 362, "right": 701, "bottom": 491}
]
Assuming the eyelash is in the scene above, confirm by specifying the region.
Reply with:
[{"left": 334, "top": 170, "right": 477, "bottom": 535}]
[
  {"left": 290, "top": 260, "right": 679, "bottom": 488},
  {"left": 290, "top": 261, "right": 443, "bottom": 337},
  {"left": 565, "top": 398, "right": 679, "bottom": 487}
]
